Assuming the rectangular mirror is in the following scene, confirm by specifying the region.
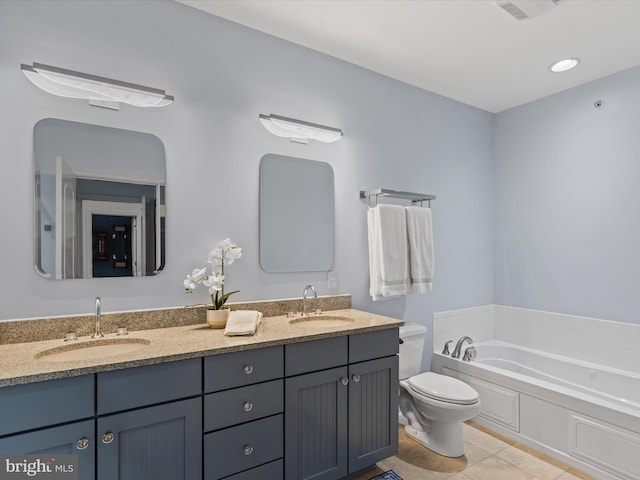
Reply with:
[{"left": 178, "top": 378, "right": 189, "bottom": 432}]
[
  {"left": 34, "top": 118, "right": 166, "bottom": 279},
  {"left": 259, "top": 154, "right": 334, "bottom": 273}
]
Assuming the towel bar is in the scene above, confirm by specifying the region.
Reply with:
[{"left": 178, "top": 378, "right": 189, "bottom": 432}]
[{"left": 360, "top": 188, "right": 436, "bottom": 207}]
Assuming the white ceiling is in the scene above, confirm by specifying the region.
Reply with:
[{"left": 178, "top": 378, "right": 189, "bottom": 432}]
[{"left": 177, "top": 0, "right": 640, "bottom": 113}]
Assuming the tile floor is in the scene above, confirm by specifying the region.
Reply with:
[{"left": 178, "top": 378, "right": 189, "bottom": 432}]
[{"left": 354, "top": 421, "right": 597, "bottom": 480}]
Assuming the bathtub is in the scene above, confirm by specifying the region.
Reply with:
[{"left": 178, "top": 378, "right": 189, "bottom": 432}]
[{"left": 431, "top": 306, "right": 640, "bottom": 480}]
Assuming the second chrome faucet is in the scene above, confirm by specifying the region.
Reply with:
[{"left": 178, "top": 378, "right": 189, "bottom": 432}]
[{"left": 302, "top": 285, "right": 317, "bottom": 317}]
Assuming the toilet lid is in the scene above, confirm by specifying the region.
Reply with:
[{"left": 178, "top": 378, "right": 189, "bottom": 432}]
[{"left": 407, "top": 372, "right": 479, "bottom": 405}]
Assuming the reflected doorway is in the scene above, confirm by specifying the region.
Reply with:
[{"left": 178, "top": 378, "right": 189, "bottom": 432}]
[
  {"left": 92, "top": 215, "right": 133, "bottom": 277},
  {"left": 82, "top": 200, "right": 143, "bottom": 278}
]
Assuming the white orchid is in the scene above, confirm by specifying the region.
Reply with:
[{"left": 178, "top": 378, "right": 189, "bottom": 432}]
[
  {"left": 208, "top": 238, "right": 242, "bottom": 267},
  {"left": 183, "top": 267, "right": 207, "bottom": 292},
  {"left": 203, "top": 274, "right": 224, "bottom": 293},
  {"left": 183, "top": 239, "right": 242, "bottom": 310}
]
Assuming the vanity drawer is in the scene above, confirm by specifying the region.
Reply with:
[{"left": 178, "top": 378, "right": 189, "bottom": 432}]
[
  {"left": 204, "top": 414, "right": 283, "bottom": 480},
  {"left": 285, "top": 335, "right": 348, "bottom": 376},
  {"left": 350, "top": 328, "right": 399, "bottom": 363},
  {"left": 0, "top": 375, "right": 94, "bottom": 436},
  {"left": 204, "top": 379, "right": 283, "bottom": 432},
  {"left": 204, "top": 346, "right": 283, "bottom": 393},
  {"left": 97, "top": 358, "right": 201, "bottom": 415},
  {"left": 218, "top": 459, "right": 283, "bottom": 480}
]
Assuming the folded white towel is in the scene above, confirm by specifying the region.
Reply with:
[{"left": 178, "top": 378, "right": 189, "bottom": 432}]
[
  {"left": 406, "top": 206, "right": 434, "bottom": 294},
  {"left": 224, "top": 310, "right": 263, "bottom": 336},
  {"left": 368, "top": 204, "right": 408, "bottom": 300}
]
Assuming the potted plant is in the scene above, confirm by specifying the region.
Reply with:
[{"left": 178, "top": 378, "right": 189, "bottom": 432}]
[{"left": 184, "top": 238, "right": 242, "bottom": 328}]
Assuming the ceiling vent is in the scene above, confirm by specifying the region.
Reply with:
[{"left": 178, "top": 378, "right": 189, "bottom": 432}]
[{"left": 496, "top": 0, "right": 559, "bottom": 20}]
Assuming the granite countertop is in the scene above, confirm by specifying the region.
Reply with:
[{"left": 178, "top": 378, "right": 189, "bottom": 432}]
[{"left": 0, "top": 308, "right": 402, "bottom": 387}]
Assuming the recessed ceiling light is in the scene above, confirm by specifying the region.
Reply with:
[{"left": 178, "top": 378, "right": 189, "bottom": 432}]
[{"left": 549, "top": 57, "right": 581, "bottom": 73}]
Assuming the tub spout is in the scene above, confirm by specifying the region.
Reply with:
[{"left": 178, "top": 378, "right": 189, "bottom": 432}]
[{"left": 451, "top": 336, "right": 473, "bottom": 358}]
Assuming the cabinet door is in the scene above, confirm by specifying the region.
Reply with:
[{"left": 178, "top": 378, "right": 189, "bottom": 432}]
[
  {"left": 0, "top": 420, "right": 95, "bottom": 480},
  {"left": 348, "top": 355, "right": 399, "bottom": 473},
  {"left": 97, "top": 397, "right": 201, "bottom": 480},
  {"left": 285, "top": 366, "right": 348, "bottom": 480}
]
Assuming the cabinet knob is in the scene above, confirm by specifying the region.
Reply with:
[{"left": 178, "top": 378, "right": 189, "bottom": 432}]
[
  {"left": 340, "top": 377, "right": 349, "bottom": 386},
  {"left": 102, "top": 432, "right": 114, "bottom": 444},
  {"left": 243, "top": 444, "right": 254, "bottom": 455},
  {"left": 351, "top": 374, "right": 361, "bottom": 383},
  {"left": 76, "top": 437, "right": 89, "bottom": 450},
  {"left": 243, "top": 401, "right": 253, "bottom": 412},
  {"left": 243, "top": 364, "right": 254, "bottom": 375}
]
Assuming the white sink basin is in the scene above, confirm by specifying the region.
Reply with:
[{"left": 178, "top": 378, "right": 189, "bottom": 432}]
[
  {"left": 289, "top": 315, "right": 355, "bottom": 328},
  {"left": 35, "top": 338, "right": 150, "bottom": 362}
]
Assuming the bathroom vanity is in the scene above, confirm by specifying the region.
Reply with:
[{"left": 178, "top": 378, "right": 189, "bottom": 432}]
[{"left": 0, "top": 308, "right": 400, "bottom": 480}]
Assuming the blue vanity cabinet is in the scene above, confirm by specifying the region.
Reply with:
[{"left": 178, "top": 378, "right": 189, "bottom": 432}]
[
  {"left": 284, "top": 329, "right": 399, "bottom": 480},
  {"left": 96, "top": 358, "right": 202, "bottom": 480},
  {"left": 203, "top": 346, "right": 284, "bottom": 480},
  {"left": 0, "top": 375, "right": 96, "bottom": 479},
  {"left": 347, "top": 329, "right": 399, "bottom": 473}
]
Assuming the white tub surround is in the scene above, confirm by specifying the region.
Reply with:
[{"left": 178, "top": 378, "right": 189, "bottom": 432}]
[{"left": 432, "top": 305, "right": 640, "bottom": 480}]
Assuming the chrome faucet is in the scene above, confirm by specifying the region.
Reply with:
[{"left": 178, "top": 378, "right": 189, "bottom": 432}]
[
  {"left": 451, "top": 336, "right": 473, "bottom": 358},
  {"left": 91, "top": 297, "right": 104, "bottom": 339},
  {"left": 302, "top": 285, "right": 317, "bottom": 317}
]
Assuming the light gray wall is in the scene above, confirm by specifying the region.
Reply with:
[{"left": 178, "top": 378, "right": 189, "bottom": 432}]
[
  {"left": 0, "top": 1, "right": 494, "bottom": 366},
  {"left": 493, "top": 65, "right": 640, "bottom": 326}
]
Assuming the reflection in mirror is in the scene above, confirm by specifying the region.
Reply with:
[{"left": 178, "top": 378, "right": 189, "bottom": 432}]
[
  {"left": 259, "top": 154, "right": 334, "bottom": 273},
  {"left": 34, "top": 118, "right": 166, "bottom": 279}
]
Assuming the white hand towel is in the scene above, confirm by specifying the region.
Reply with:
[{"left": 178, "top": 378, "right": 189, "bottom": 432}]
[
  {"left": 224, "top": 310, "right": 263, "bottom": 336},
  {"left": 405, "top": 206, "right": 434, "bottom": 294},
  {"left": 368, "top": 204, "right": 409, "bottom": 299}
]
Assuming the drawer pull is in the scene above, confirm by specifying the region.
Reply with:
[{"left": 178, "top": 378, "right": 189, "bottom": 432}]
[
  {"left": 102, "top": 432, "right": 114, "bottom": 444},
  {"left": 243, "top": 444, "right": 254, "bottom": 455},
  {"left": 76, "top": 437, "right": 89, "bottom": 450},
  {"left": 243, "top": 401, "right": 253, "bottom": 412},
  {"left": 351, "top": 374, "right": 361, "bottom": 383},
  {"left": 340, "top": 377, "right": 349, "bottom": 386},
  {"left": 243, "top": 364, "right": 254, "bottom": 375}
]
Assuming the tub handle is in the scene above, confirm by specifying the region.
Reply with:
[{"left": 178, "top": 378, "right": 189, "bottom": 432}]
[
  {"left": 463, "top": 346, "right": 477, "bottom": 362},
  {"left": 442, "top": 340, "right": 453, "bottom": 355}
]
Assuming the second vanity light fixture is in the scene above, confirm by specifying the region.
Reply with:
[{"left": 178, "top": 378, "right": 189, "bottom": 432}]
[
  {"left": 259, "top": 113, "right": 343, "bottom": 144},
  {"left": 21, "top": 62, "right": 174, "bottom": 109}
]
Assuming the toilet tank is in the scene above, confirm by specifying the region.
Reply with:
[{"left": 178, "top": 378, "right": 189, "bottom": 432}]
[{"left": 398, "top": 323, "right": 427, "bottom": 379}]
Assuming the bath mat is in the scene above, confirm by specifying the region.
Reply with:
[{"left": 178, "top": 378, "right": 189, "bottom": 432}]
[{"left": 369, "top": 470, "right": 403, "bottom": 480}]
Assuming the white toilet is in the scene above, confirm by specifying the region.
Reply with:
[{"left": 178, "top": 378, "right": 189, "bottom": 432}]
[{"left": 398, "top": 323, "right": 480, "bottom": 457}]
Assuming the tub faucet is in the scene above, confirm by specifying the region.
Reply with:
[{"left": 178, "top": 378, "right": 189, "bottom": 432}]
[
  {"left": 451, "top": 336, "right": 473, "bottom": 358},
  {"left": 462, "top": 346, "right": 477, "bottom": 362},
  {"left": 302, "top": 285, "right": 317, "bottom": 317},
  {"left": 91, "top": 296, "right": 104, "bottom": 339}
]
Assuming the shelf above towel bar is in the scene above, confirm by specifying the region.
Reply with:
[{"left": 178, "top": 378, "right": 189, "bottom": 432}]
[{"left": 359, "top": 188, "right": 436, "bottom": 206}]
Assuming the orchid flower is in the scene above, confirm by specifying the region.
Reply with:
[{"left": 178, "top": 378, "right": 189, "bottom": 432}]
[{"left": 183, "top": 239, "right": 242, "bottom": 309}]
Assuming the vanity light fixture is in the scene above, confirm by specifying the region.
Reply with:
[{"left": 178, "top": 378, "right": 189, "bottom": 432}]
[
  {"left": 549, "top": 57, "right": 581, "bottom": 73},
  {"left": 259, "top": 114, "right": 343, "bottom": 144},
  {"left": 21, "top": 62, "right": 174, "bottom": 108}
]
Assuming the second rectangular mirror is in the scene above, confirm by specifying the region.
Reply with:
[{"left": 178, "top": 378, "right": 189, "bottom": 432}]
[{"left": 259, "top": 154, "right": 334, "bottom": 273}]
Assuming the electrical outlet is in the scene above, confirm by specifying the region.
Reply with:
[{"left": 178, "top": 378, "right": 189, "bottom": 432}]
[{"left": 328, "top": 271, "right": 338, "bottom": 290}]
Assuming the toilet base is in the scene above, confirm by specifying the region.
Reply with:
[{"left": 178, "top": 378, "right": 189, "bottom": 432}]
[{"left": 404, "top": 421, "right": 465, "bottom": 458}]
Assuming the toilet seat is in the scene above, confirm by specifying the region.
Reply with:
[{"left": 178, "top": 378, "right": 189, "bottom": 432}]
[{"left": 407, "top": 372, "right": 479, "bottom": 405}]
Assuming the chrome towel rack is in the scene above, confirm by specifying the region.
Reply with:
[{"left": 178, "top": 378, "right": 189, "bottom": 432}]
[{"left": 360, "top": 188, "right": 436, "bottom": 207}]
